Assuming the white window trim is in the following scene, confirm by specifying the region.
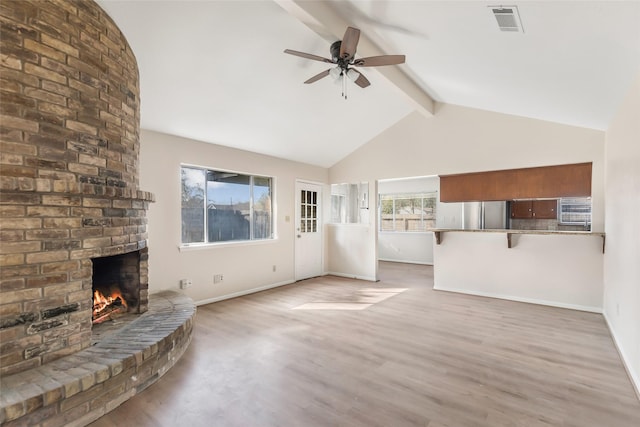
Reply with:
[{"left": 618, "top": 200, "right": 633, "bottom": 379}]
[{"left": 180, "top": 164, "right": 276, "bottom": 245}]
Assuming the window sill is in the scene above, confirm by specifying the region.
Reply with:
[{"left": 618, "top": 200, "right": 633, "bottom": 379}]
[{"left": 178, "top": 238, "right": 277, "bottom": 252}]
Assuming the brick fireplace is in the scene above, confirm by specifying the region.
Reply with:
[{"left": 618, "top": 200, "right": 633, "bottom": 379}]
[
  {"left": 0, "top": 2, "right": 196, "bottom": 425},
  {"left": 0, "top": 0, "right": 154, "bottom": 376}
]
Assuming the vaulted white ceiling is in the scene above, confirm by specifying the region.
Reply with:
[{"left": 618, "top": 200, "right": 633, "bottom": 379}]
[{"left": 97, "top": 1, "right": 640, "bottom": 168}]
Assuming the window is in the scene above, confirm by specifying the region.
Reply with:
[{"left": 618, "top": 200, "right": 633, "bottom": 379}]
[
  {"left": 379, "top": 193, "right": 437, "bottom": 232},
  {"left": 559, "top": 197, "right": 591, "bottom": 226},
  {"left": 330, "top": 182, "right": 368, "bottom": 224},
  {"left": 181, "top": 166, "right": 273, "bottom": 244}
]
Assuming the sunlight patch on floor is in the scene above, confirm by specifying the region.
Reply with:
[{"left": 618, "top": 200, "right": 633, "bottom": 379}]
[{"left": 292, "top": 288, "right": 408, "bottom": 310}]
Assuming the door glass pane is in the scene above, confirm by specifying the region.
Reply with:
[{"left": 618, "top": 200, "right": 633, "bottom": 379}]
[{"left": 300, "top": 189, "right": 319, "bottom": 233}]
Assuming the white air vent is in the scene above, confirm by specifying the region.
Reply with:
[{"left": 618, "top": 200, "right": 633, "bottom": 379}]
[{"left": 489, "top": 5, "right": 524, "bottom": 33}]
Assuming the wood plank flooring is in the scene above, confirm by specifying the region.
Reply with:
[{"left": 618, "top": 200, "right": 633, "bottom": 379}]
[{"left": 89, "top": 262, "right": 640, "bottom": 427}]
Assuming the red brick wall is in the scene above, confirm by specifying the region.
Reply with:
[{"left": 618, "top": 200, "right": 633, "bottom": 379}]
[{"left": 0, "top": 0, "right": 153, "bottom": 376}]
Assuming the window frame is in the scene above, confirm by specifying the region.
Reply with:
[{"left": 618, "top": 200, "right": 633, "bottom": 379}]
[
  {"left": 180, "top": 164, "right": 275, "bottom": 246},
  {"left": 378, "top": 192, "right": 437, "bottom": 233}
]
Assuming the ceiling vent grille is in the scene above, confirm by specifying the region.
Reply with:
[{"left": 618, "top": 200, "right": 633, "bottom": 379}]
[{"left": 489, "top": 5, "right": 524, "bottom": 33}]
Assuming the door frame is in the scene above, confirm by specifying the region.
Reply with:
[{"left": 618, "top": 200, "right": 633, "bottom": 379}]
[{"left": 294, "top": 180, "right": 324, "bottom": 281}]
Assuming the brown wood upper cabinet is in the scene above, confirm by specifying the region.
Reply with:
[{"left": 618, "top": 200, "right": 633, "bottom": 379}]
[
  {"left": 440, "top": 162, "right": 592, "bottom": 202},
  {"left": 511, "top": 200, "right": 557, "bottom": 219}
]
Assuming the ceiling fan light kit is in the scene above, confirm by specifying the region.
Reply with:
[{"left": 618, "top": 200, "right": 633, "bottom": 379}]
[{"left": 284, "top": 26, "right": 406, "bottom": 99}]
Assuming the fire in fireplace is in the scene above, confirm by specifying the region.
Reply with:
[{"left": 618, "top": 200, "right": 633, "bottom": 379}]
[
  {"left": 92, "top": 251, "right": 144, "bottom": 324},
  {"left": 93, "top": 285, "right": 128, "bottom": 324}
]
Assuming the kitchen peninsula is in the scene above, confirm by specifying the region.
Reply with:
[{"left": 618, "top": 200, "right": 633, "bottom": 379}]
[
  {"left": 432, "top": 229, "right": 605, "bottom": 312},
  {"left": 434, "top": 162, "right": 604, "bottom": 312}
]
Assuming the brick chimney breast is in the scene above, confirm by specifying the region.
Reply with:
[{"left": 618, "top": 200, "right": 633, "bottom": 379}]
[{"left": 0, "top": 0, "right": 154, "bottom": 376}]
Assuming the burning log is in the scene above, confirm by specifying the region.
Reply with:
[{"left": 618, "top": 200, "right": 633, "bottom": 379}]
[{"left": 93, "top": 287, "right": 128, "bottom": 324}]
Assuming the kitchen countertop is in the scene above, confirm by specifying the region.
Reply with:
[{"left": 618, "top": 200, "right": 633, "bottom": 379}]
[
  {"left": 430, "top": 228, "right": 605, "bottom": 251},
  {"left": 430, "top": 228, "right": 604, "bottom": 236}
]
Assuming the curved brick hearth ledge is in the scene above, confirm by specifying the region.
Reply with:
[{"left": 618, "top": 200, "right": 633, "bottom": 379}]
[{"left": 0, "top": 291, "right": 195, "bottom": 427}]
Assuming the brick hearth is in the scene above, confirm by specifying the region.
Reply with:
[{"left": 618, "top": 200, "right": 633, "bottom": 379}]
[{"left": 0, "top": 291, "right": 196, "bottom": 426}]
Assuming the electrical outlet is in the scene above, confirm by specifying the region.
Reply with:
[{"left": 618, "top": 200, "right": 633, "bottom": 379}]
[
  {"left": 213, "top": 274, "right": 224, "bottom": 284},
  {"left": 179, "top": 279, "right": 192, "bottom": 289},
  {"left": 272, "top": 265, "right": 276, "bottom": 272}
]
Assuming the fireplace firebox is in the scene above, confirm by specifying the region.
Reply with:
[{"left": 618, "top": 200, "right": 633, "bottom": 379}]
[{"left": 92, "top": 249, "right": 149, "bottom": 324}]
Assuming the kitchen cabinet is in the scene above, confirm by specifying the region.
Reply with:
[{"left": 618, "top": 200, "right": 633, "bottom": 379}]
[
  {"left": 510, "top": 200, "right": 557, "bottom": 219},
  {"left": 440, "top": 162, "right": 592, "bottom": 202},
  {"left": 511, "top": 201, "right": 533, "bottom": 218}
]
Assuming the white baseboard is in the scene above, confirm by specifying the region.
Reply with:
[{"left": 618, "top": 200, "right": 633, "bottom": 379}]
[
  {"left": 432, "top": 285, "right": 603, "bottom": 313},
  {"left": 195, "top": 279, "right": 295, "bottom": 307},
  {"left": 603, "top": 312, "right": 640, "bottom": 401},
  {"left": 378, "top": 258, "right": 433, "bottom": 266},
  {"left": 326, "top": 271, "right": 377, "bottom": 282}
]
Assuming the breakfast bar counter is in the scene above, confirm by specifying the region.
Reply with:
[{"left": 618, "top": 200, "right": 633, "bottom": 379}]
[
  {"left": 432, "top": 228, "right": 605, "bottom": 251},
  {"left": 431, "top": 229, "right": 605, "bottom": 312}
]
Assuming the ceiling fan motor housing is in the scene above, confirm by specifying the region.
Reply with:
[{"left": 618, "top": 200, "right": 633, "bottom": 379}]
[{"left": 330, "top": 41, "right": 342, "bottom": 63}]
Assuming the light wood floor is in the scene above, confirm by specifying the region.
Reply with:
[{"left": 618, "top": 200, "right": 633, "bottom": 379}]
[{"left": 89, "top": 262, "right": 640, "bottom": 427}]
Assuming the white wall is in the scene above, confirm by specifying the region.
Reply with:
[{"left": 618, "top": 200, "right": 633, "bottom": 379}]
[
  {"left": 329, "top": 103, "right": 605, "bottom": 280},
  {"left": 378, "top": 233, "right": 434, "bottom": 265},
  {"left": 139, "top": 130, "right": 327, "bottom": 304},
  {"left": 325, "top": 179, "right": 377, "bottom": 281},
  {"left": 326, "top": 224, "right": 377, "bottom": 281},
  {"left": 433, "top": 231, "right": 604, "bottom": 312},
  {"left": 603, "top": 72, "right": 640, "bottom": 395}
]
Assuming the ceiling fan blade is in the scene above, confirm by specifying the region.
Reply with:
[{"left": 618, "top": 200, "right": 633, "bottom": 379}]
[
  {"left": 353, "top": 55, "right": 406, "bottom": 67},
  {"left": 340, "top": 26, "right": 360, "bottom": 60},
  {"left": 284, "top": 49, "right": 334, "bottom": 64},
  {"left": 353, "top": 71, "right": 370, "bottom": 88},
  {"left": 304, "top": 69, "right": 331, "bottom": 84}
]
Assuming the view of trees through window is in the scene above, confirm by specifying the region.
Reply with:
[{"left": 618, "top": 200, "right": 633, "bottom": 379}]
[
  {"left": 379, "top": 193, "right": 437, "bottom": 232},
  {"left": 181, "top": 166, "right": 273, "bottom": 244}
]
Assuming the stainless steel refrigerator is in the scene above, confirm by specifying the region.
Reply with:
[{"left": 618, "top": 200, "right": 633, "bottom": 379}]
[{"left": 462, "top": 201, "right": 507, "bottom": 230}]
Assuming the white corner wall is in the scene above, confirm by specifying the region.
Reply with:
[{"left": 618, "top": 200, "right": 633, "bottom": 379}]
[
  {"left": 329, "top": 103, "right": 605, "bottom": 280},
  {"left": 139, "top": 130, "right": 327, "bottom": 305},
  {"left": 603, "top": 72, "right": 640, "bottom": 395},
  {"left": 378, "top": 176, "right": 440, "bottom": 265}
]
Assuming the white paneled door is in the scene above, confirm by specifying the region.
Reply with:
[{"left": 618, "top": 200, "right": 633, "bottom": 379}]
[{"left": 295, "top": 181, "right": 323, "bottom": 281}]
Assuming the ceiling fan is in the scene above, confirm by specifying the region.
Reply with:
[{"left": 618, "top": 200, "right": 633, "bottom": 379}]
[{"left": 284, "top": 26, "right": 405, "bottom": 98}]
